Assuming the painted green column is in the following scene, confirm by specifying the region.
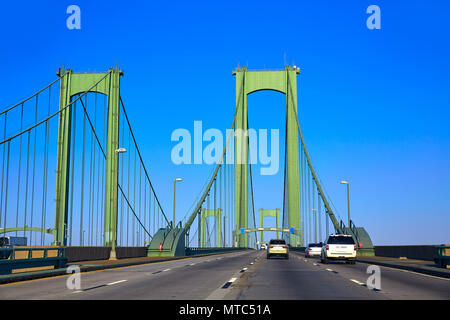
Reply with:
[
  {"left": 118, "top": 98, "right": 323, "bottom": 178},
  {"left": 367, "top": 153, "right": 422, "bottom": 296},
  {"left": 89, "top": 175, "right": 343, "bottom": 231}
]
[
  {"left": 285, "top": 67, "right": 301, "bottom": 247},
  {"left": 104, "top": 68, "right": 122, "bottom": 254},
  {"left": 234, "top": 68, "right": 248, "bottom": 248},
  {"left": 54, "top": 69, "right": 73, "bottom": 246}
]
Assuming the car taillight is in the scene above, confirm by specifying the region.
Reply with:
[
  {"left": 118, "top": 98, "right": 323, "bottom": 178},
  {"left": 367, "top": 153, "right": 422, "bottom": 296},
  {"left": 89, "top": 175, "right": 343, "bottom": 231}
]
[
  {"left": 354, "top": 245, "right": 357, "bottom": 251},
  {"left": 283, "top": 246, "right": 287, "bottom": 249},
  {"left": 326, "top": 245, "right": 329, "bottom": 250},
  {"left": 269, "top": 246, "right": 273, "bottom": 249},
  {"left": 308, "top": 248, "right": 312, "bottom": 251}
]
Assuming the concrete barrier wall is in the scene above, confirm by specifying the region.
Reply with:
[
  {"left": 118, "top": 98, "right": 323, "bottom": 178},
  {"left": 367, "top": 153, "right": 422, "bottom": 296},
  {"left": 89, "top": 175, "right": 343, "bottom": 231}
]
[
  {"left": 66, "top": 247, "right": 147, "bottom": 262},
  {"left": 116, "top": 247, "right": 147, "bottom": 259},
  {"left": 374, "top": 245, "right": 437, "bottom": 261}
]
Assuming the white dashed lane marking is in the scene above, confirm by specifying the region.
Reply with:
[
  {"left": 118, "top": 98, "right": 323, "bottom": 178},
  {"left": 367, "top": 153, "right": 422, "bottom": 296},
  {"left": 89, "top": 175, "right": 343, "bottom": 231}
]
[
  {"left": 107, "top": 279, "right": 127, "bottom": 286},
  {"left": 350, "top": 279, "right": 365, "bottom": 285}
]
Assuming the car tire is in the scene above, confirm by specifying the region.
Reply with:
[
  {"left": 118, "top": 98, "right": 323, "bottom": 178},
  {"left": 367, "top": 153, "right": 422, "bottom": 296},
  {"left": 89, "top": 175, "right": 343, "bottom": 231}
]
[
  {"left": 285, "top": 255, "right": 289, "bottom": 260},
  {"left": 323, "top": 256, "right": 328, "bottom": 264},
  {"left": 267, "top": 255, "right": 270, "bottom": 259}
]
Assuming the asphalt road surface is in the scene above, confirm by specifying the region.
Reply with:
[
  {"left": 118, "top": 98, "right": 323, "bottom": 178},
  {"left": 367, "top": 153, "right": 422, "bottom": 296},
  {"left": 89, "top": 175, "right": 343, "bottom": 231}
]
[{"left": 1, "top": 250, "right": 449, "bottom": 300}]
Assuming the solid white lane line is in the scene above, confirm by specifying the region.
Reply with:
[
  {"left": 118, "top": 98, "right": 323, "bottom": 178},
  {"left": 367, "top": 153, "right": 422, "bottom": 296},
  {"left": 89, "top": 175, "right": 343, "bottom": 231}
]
[
  {"left": 326, "top": 268, "right": 333, "bottom": 272},
  {"left": 107, "top": 280, "right": 127, "bottom": 286},
  {"left": 350, "top": 279, "right": 365, "bottom": 285},
  {"left": 163, "top": 268, "right": 171, "bottom": 272}
]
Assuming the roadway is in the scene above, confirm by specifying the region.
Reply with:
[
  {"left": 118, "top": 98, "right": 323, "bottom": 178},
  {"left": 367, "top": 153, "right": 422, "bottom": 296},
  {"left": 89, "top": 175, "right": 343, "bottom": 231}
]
[{"left": 0, "top": 250, "right": 449, "bottom": 300}]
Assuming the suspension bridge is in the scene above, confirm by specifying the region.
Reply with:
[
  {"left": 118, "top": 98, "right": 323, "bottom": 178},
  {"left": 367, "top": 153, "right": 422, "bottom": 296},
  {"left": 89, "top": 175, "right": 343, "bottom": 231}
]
[
  {"left": 1, "top": 65, "right": 449, "bottom": 301},
  {"left": 0, "top": 65, "right": 374, "bottom": 259}
]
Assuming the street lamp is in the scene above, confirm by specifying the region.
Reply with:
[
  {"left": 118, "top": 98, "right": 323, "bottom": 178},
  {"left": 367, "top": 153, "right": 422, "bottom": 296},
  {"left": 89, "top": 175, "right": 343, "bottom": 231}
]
[
  {"left": 312, "top": 209, "right": 317, "bottom": 243},
  {"left": 340, "top": 180, "right": 351, "bottom": 228},
  {"left": 109, "top": 147, "right": 127, "bottom": 261},
  {"left": 173, "top": 178, "right": 183, "bottom": 229}
]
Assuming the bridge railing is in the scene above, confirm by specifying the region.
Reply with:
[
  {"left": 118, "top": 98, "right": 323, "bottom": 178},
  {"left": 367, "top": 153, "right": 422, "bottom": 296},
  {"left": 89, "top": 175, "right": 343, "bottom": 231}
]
[
  {"left": 0, "top": 247, "right": 67, "bottom": 275},
  {"left": 434, "top": 245, "right": 450, "bottom": 268},
  {"left": 185, "top": 247, "right": 248, "bottom": 256}
]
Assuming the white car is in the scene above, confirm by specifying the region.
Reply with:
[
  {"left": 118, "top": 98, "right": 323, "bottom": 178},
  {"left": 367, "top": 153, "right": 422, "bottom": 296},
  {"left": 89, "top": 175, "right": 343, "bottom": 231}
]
[
  {"left": 321, "top": 234, "right": 357, "bottom": 264},
  {"left": 305, "top": 243, "right": 323, "bottom": 258},
  {"left": 260, "top": 243, "right": 267, "bottom": 250},
  {"left": 267, "top": 239, "right": 289, "bottom": 259}
]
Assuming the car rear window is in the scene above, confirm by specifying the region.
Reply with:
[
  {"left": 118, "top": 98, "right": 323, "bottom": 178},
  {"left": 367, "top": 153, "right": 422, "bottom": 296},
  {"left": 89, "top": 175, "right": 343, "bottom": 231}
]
[
  {"left": 269, "top": 239, "right": 286, "bottom": 245},
  {"left": 308, "top": 243, "right": 322, "bottom": 247},
  {"left": 327, "top": 236, "right": 355, "bottom": 244}
]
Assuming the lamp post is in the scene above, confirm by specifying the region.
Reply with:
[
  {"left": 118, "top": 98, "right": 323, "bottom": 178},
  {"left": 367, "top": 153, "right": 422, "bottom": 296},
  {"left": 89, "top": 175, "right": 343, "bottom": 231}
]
[
  {"left": 173, "top": 178, "right": 183, "bottom": 229},
  {"left": 109, "top": 147, "right": 126, "bottom": 260},
  {"left": 340, "top": 180, "right": 351, "bottom": 228},
  {"left": 312, "top": 209, "right": 317, "bottom": 243}
]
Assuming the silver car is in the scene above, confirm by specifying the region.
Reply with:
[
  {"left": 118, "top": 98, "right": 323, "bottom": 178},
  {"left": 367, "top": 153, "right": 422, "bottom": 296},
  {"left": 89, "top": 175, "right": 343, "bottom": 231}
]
[{"left": 305, "top": 243, "right": 323, "bottom": 258}]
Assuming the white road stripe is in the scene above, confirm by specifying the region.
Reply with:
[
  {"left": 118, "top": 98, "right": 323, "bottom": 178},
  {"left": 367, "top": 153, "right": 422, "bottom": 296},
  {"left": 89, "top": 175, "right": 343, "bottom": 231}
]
[
  {"left": 326, "top": 268, "right": 333, "bottom": 272},
  {"left": 350, "top": 279, "right": 365, "bottom": 285},
  {"left": 229, "top": 277, "right": 237, "bottom": 283},
  {"left": 163, "top": 268, "right": 171, "bottom": 272},
  {"left": 107, "top": 280, "right": 127, "bottom": 286}
]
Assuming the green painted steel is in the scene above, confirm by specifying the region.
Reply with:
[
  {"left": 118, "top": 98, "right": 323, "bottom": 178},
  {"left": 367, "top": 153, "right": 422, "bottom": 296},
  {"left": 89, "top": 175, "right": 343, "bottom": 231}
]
[
  {"left": 185, "top": 247, "right": 248, "bottom": 256},
  {"left": 54, "top": 67, "right": 122, "bottom": 247},
  {"left": 0, "top": 226, "right": 55, "bottom": 237},
  {"left": 259, "top": 209, "right": 280, "bottom": 242},
  {"left": 434, "top": 245, "right": 450, "bottom": 268},
  {"left": 54, "top": 69, "right": 72, "bottom": 246},
  {"left": 240, "top": 227, "right": 299, "bottom": 234},
  {"left": 201, "top": 209, "right": 222, "bottom": 248},
  {"left": 104, "top": 68, "right": 122, "bottom": 252},
  {"left": 0, "top": 247, "right": 67, "bottom": 275},
  {"left": 147, "top": 225, "right": 186, "bottom": 257},
  {"left": 233, "top": 67, "right": 301, "bottom": 247}
]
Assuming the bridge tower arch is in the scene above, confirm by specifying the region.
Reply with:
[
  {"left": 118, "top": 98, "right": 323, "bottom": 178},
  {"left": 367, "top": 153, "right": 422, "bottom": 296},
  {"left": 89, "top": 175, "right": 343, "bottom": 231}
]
[
  {"left": 54, "top": 66, "right": 123, "bottom": 247},
  {"left": 201, "top": 209, "right": 222, "bottom": 247},
  {"left": 259, "top": 208, "right": 280, "bottom": 243},
  {"left": 233, "top": 66, "right": 301, "bottom": 247}
]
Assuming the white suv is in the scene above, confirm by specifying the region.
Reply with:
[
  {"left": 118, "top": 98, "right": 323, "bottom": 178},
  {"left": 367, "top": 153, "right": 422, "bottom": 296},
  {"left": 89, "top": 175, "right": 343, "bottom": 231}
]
[{"left": 321, "top": 234, "right": 357, "bottom": 264}]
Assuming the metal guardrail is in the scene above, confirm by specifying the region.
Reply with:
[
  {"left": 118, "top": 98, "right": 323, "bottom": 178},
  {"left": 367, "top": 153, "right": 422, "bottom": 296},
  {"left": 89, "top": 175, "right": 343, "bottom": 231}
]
[
  {"left": 185, "top": 247, "right": 247, "bottom": 256},
  {"left": 0, "top": 247, "right": 67, "bottom": 275},
  {"left": 434, "top": 245, "right": 450, "bottom": 268}
]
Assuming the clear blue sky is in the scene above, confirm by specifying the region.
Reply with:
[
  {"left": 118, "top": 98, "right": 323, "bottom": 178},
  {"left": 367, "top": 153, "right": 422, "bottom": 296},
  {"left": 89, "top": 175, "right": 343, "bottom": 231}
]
[{"left": 0, "top": 0, "right": 449, "bottom": 245}]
